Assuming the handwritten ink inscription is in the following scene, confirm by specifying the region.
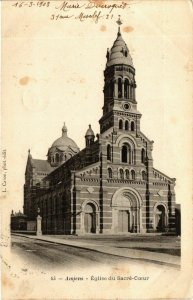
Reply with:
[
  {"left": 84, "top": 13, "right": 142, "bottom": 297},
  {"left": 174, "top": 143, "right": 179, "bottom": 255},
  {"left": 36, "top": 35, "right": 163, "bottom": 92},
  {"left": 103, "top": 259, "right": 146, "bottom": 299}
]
[
  {"left": 11, "top": 1, "right": 129, "bottom": 23},
  {"left": 12, "top": 1, "right": 51, "bottom": 8}
]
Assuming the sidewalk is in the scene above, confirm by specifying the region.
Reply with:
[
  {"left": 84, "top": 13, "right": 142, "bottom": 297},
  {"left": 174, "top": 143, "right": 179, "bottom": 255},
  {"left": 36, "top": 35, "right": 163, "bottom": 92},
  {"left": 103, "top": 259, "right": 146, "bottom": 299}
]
[{"left": 12, "top": 233, "right": 180, "bottom": 268}]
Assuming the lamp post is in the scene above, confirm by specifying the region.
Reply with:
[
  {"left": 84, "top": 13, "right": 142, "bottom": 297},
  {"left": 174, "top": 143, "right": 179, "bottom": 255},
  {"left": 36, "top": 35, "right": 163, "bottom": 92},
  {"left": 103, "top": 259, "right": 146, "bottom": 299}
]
[{"left": 36, "top": 207, "right": 42, "bottom": 236}]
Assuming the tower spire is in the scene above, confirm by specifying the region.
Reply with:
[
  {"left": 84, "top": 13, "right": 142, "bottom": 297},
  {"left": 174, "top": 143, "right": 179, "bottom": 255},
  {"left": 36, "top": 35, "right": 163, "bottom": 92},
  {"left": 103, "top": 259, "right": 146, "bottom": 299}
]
[
  {"left": 116, "top": 15, "right": 123, "bottom": 36},
  {"left": 28, "top": 149, "right": 32, "bottom": 159},
  {"left": 62, "top": 122, "right": 67, "bottom": 137}
]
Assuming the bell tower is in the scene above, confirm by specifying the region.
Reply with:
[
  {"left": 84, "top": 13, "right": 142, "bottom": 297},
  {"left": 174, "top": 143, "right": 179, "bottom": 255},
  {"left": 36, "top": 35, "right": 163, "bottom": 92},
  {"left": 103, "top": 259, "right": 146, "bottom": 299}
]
[{"left": 99, "top": 17, "right": 140, "bottom": 135}]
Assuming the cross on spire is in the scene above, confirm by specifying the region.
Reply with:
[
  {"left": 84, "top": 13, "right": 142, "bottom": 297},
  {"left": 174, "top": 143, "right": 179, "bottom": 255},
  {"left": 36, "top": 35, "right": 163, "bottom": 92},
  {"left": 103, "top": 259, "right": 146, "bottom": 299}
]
[{"left": 116, "top": 15, "right": 123, "bottom": 35}]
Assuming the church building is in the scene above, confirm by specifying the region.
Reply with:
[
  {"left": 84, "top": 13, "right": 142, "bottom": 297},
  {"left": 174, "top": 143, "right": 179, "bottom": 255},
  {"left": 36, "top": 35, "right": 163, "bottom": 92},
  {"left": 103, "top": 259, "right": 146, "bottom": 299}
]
[{"left": 23, "top": 21, "right": 176, "bottom": 235}]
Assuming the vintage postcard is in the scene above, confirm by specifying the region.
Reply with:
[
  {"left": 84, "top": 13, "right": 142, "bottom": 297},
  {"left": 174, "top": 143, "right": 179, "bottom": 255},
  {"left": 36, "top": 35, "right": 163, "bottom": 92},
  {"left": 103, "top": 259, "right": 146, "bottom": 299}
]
[{"left": 1, "top": 0, "right": 193, "bottom": 299}]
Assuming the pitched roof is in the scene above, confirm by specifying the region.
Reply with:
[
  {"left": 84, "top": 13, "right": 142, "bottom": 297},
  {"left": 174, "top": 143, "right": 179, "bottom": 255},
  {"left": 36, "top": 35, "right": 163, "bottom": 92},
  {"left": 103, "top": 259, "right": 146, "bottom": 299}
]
[{"left": 31, "top": 159, "right": 54, "bottom": 173}]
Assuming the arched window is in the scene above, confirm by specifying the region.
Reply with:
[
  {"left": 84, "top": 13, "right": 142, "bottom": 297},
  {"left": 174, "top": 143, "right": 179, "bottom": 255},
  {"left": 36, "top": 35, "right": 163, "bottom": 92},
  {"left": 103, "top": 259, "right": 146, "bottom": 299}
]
[
  {"left": 125, "top": 169, "right": 129, "bottom": 179},
  {"left": 141, "top": 148, "right": 145, "bottom": 163},
  {"left": 119, "top": 169, "right": 124, "bottom": 179},
  {"left": 125, "top": 120, "right": 129, "bottom": 130},
  {"left": 108, "top": 168, "right": 113, "bottom": 179},
  {"left": 121, "top": 144, "right": 134, "bottom": 164},
  {"left": 119, "top": 119, "right": 123, "bottom": 130},
  {"left": 124, "top": 79, "right": 129, "bottom": 99},
  {"left": 55, "top": 153, "right": 60, "bottom": 163},
  {"left": 130, "top": 84, "right": 132, "bottom": 99},
  {"left": 121, "top": 143, "right": 134, "bottom": 164},
  {"left": 131, "top": 121, "right": 135, "bottom": 131},
  {"left": 142, "top": 170, "right": 146, "bottom": 181},
  {"left": 131, "top": 150, "right": 134, "bottom": 164},
  {"left": 118, "top": 78, "right": 122, "bottom": 98},
  {"left": 133, "top": 84, "right": 135, "bottom": 100},
  {"left": 131, "top": 170, "right": 135, "bottom": 180},
  {"left": 107, "top": 144, "right": 111, "bottom": 161},
  {"left": 121, "top": 145, "right": 128, "bottom": 163}
]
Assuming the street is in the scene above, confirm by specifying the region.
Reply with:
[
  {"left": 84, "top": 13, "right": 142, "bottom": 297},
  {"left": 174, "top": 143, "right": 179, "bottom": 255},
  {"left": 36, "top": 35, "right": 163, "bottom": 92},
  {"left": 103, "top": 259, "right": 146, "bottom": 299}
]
[
  {"left": 11, "top": 234, "right": 180, "bottom": 271},
  {"left": 51, "top": 234, "right": 181, "bottom": 256},
  {"left": 11, "top": 235, "right": 132, "bottom": 270}
]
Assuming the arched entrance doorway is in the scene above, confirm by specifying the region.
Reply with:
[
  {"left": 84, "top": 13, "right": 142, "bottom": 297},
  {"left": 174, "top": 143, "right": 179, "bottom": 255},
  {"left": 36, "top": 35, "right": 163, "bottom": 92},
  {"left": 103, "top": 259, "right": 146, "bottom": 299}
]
[
  {"left": 118, "top": 210, "right": 131, "bottom": 232},
  {"left": 111, "top": 188, "right": 142, "bottom": 234},
  {"left": 154, "top": 204, "right": 168, "bottom": 232},
  {"left": 84, "top": 203, "right": 96, "bottom": 233}
]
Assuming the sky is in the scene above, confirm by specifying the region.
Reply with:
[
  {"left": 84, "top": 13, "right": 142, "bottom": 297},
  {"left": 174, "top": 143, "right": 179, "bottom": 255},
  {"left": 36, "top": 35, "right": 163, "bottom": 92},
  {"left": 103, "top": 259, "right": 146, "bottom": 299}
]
[{"left": 2, "top": 0, "right": 192, "bottom": 213}]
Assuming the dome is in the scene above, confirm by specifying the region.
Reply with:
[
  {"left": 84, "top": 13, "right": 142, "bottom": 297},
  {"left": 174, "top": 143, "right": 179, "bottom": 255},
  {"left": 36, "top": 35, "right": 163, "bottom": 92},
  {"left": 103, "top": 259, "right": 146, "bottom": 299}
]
[
  {"left": 51, "top": 123, "right": 79, "bottom": 151},
  {"left": 52, "top": 136, "right": 79, "bottom": 150},
  {"left": 106, "top": 32, "right": 133, "bottom": 68},
  {"left": 85, "top": 124, "right": 95, "bottom": 137},
  {"left": 48, "top": 123, "right": 79, "bottom": 167}
]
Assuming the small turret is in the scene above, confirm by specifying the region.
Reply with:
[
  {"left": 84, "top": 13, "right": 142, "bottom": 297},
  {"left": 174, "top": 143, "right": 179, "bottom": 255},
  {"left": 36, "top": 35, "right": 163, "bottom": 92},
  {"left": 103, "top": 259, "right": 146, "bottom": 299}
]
[
  {"left": 28, "top": 149, "right": 32, "bottom": 160},
  {"left": 85, "top": 125, "right": 95, "bottom": 147}
]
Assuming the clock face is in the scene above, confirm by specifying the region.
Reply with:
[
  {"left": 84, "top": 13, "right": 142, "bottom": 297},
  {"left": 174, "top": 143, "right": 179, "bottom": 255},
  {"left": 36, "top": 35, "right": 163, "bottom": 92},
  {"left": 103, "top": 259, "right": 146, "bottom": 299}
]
[{"left": 123, "top": 103, "right": 130, "bottom": 111}]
